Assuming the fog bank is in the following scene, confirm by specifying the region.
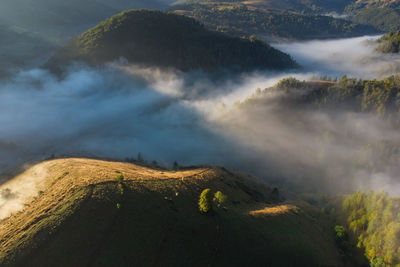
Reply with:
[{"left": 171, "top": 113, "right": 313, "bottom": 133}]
[
  {"left": 273, "top": 35, "right": 400, "bottom": 79},
  {"left": 1, "top": 35, "right": 400, "bottom": 218}
]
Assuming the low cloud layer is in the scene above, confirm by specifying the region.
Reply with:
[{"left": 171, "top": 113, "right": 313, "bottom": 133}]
[
  {"left": 1, "top": 35, "right": 400, "bottom": 218},
  {"left": 273, "top": 35, "right": 400, "bottom": 79}
]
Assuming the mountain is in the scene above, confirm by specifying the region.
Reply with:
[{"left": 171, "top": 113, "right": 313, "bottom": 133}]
[
  {"left": 47, "top": 10, "right": 298, "bottom": 72},
  {"left": 0, "top": 158, "right": 360, "bottom": 266},
  {"left": 171, "top": 2, "right": 378, "bottom": 40},
  {"left": 0, "top": 0, "right": 176, "bottom": 36},
  {"left": 0, "top": 24, "right": 57, "bottom": 77},
  {"left": 226, "top": 75, "right": 400, "bottom": 194},
  {"left": 345, "top": 0, "right": 400, "bottom": 31},
  {"left": 177, "top": 0, "right": 354, "bottom": 13}
]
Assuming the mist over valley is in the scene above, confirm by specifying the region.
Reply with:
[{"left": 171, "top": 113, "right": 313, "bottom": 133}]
[{"left": 1, "top": 3, "right": 400, "bottom": 267}]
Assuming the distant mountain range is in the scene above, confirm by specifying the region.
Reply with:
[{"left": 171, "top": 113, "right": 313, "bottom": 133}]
[
  {"left": 0, "top": 0, "right": 176, "bottom": 35},
  {"left": 174, "top": 0, "right": 400, "bottom": 33},
  {"left": 170, "top": 1, "right": 378, "bottom": 40}
]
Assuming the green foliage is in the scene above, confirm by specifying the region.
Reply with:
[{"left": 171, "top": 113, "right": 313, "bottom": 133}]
[
  {"left": 171, "top": 3, "right": 377, "bottom": 40},
  {"left": 292, "top": 206, "right": 301, "bottom": 214},
  {"left": 199, "top": 188, "right": 213, "bottom": 213},
  {"left": 272, "top": 75, "right": 400, "bottom": 120},
  {"left": 180, "top": 0, "right": 353, "bottom": 13},
  {"left": 376, "top": 31, "right": 400, "bottom": 54},
  {"left": 213, "top": 191, "right": 227, "bottom": 208},
  {"left": 334, "top": 225, "right": 348, "bottom": 248},
  {"left": 346, "top": 2, "right": 400, "bottom": 32},
  {"left": 342, "top": 191, "right": 400, "bottom": 266},
  {"left": 50, "top": 10, "right": 297, "bottom": 72},
  {"left": 116, "top": 174, "right": 124, "bottom": 183}
]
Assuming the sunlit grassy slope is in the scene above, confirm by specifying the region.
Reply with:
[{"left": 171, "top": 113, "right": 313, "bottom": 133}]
[{"left": 0, "top": 158, "right": 356, "bottom": 266}]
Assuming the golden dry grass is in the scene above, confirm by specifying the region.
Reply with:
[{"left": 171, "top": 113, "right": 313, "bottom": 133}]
[
  {"left": 248, "top": 204, "right": 294, "bottom": 216},
  {"left": 0, "top": 158, "right": 216, "bottom": 250},
  {"left": 0, "top": 158, "right": 213, "bottom": 218}
]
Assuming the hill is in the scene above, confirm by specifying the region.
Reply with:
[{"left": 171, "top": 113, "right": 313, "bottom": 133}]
[
  {"left": 345, "top": 0, "right": 400, "bottom": 31},
  {"left": 171, "top": 2, "right": 378, "bottom": 40},
  {"left": 0, "top": 24, "right": 56, "bottom": 77},
  {"left": 47, "top": 10, "right": 297, "bottom": 72},
  {"left": 0, "top": 0, "right": 176, "bottom": 35},
  {"left": 232, "top": 76, "right": 400, "bottom": 193},
  {"left": 0, "top": 158, "right": 359, "bottom": 266},
  {"left": 376, "top": 31, "right": 400, "bottom": 53},
  {"left": 177, "top": 0, "right": 354, "bottom": 13}
]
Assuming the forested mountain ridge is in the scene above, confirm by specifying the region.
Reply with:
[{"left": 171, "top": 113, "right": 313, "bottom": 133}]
[
  {"left": 251, "top": 76, "right": 400, "bottom": 119},
  {"left": 171, "top": 2, "right": 379, "bottom": 40},
  {"left": 177, "top": 0, "right": 354, "bottom": 13},
  {"left": 47, "top": 10, "right": 298, "bottom": 72},
  {"left": 174, "top": 0, "right": 400, "bottom": 33},
  {"left": 231, "top": 75, "right": 400, "bottom": 194}
]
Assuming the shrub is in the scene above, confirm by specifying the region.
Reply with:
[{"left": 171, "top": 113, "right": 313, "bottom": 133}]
[
  {"left": 213, "top": 191, "right": 227, "bottom": 208},
  {"left": 116, "top": 174, "right": 124, "bottom": 183},
  {"left": 199, "top": 189, "right": 213, "bottom": 213},
  {"left": 334, "top": 225, "right": 347, "bottom": 240},
  {"left": 334, "top": 225, "right": 349, "bottom": 250},
  {"left": 292, "top": 206, "right": 301, "bottom": 214}
]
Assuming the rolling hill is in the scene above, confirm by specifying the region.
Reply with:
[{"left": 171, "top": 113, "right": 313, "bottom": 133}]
[
  {"left": 47, "top": 10, "right": 298, "bottom": 72},
  {"left": 345, "top": 0, "right": 400, "bottom": 31},
  {"left": 0, "top": 158, "right": 361, "bottom": 266},
  {"left": 177, "top": 0, "right": 354, "bottom": 13},
  {"left": 171, "top": 1, "right": 379, "bottom": 40}
]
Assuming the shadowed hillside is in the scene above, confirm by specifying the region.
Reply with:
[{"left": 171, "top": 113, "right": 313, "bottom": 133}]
[
  {"left": 47, "top": 10, "right": 298, "bottom": 72},
  {"left": 171, "top": 2, "right": 378, "bottom": 40},
  {"left": 0, "top": 158, "right": 359, "bottom": 266}
]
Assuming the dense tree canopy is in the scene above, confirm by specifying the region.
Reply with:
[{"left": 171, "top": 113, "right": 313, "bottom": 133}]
[
  {"left": 47, "top": 10, "right": 298, "bottom": 72},
  {"left": 343, "top": 191, "right": 400, "bottom": 266},
  {"left": 171, "top": 3, "right": 377, "bottom": 40},
  {"left": 376, "top": 31, "right": 400, "bottom": 54}
]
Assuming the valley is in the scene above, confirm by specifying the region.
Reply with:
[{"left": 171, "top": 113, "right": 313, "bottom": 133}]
[{"left": 1, "top": 0, "right": 400, "bottom": 266}]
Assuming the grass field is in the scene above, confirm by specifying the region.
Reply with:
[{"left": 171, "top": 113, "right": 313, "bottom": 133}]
[{"left": 0, "top": 158, "right": 361, "bottom": 266}]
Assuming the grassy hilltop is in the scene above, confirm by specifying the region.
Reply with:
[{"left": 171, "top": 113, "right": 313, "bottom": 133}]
[{"left": 0, "top": 158, "right": 358, "bottom": 266}]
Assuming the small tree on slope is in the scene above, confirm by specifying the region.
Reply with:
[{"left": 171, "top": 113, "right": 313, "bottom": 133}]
[{"left": 199, "top": 189, "right": 213, "bottom": 213}]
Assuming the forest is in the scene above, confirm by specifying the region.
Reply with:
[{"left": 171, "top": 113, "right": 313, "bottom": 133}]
[
  {"left": 343, "top": 191, "right": 400, "bottom": 266},
  {"left": 376, "top": 31, "right": 400, "bottom": 54},
  {"left": 47, "top": 10, "right": 297, "bottom": 72},
  {"left": 345, "top": 1, "right": 400, "bottom": 31},
  {"left": 171, "top": 3, "right": 377, "bottom": 40}
]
